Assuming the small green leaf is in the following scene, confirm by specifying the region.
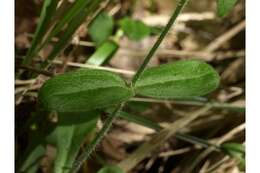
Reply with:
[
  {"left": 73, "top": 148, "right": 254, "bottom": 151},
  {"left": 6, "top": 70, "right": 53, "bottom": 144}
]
[
  {"left": 49, "top": 111, "right": 99, "bottom": 173},
  {"left": 217, "top": 0, "right": 238, "bottom": 17},
  {"left": 87, "top": 40, "right": 119, "bottom": 65},
  {"left": 39, "top": 69, "right": 134, "bottom": 112},
  {"left": 89, "top": 12, "right": 114, "bottom": 45},
  {"left": 135, "top": 60, "right": 220, "bottom": 99},
  {"left": 119, "top": 17, "right": 151, "bottom": 41},
  {"left": 97, "top": 165, "right": 125, "bottom": 173},
  {"left": 221, "top": 143, "right": 245, "bottom": 171}
]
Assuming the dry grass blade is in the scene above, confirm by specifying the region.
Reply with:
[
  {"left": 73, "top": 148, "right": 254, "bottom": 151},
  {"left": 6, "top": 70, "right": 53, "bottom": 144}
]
[
  {"left": 52, "top": 60, "right": 135, "bottom": 75},
  {"left": 202, "top": 156, "right": 230, "bottom": 173},
  {"left": 15, "top": 79, "right": 36, "bottom": 85},
  {"left": 158, "top": 147, "right": 192, "bottom": 157},
  {"left": 118, "top": 49, "right": 245, "bottom": 61},
  {"left": 142, "top": 12, "right": 216, "bottom": 26}
]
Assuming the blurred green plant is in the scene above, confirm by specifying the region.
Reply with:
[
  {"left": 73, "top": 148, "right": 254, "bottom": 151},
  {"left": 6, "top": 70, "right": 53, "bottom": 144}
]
[
  {"left": 221, "top": 143, "right": 245, "bottom": 171},
  {"left": 97, "top": 165, "right": 124, "bottom": 173},
  {"left": 119, "top": 17, "right": 151, "bottom": 41},
  {"left": 217, "top": 0, "right": 239, "bottom": 17},
  {"left": 89, "top": 12, "right": 114, "bottom": 46}
]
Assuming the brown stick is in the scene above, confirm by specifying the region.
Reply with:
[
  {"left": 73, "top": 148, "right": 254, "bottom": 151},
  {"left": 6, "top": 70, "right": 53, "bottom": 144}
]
[{"left": 205, "top": 20, "right": 245, "bottom": 52}]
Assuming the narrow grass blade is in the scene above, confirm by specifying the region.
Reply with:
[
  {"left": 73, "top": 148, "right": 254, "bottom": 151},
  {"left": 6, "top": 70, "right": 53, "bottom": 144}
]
[
  {"left": 42, "top": 0, "right": 92, "bottom": 44},
  {"left": 40, "top": 0, "right": 104, "bottom": 70},
  {"left": 23, "top": 0, "right": 59, "bottom": 65}
]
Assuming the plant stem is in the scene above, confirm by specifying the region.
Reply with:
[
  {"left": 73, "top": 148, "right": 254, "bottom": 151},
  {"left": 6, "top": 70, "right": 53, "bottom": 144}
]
[
  {"left": 71, "top": 0, "right": 189, "bottom": 172},
  {"left": 71, "top": 103, "right": 124, "bottom": 173},
  {"left": 131, "top": 0, "right": 189, "bottom": 85}
]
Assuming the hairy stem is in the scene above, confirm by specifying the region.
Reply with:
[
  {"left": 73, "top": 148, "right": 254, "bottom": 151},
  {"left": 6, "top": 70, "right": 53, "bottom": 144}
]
[
  {"left": 131, "top": 0, "right": 189, "bottom": 85},
  {"left": 71, "top": 0, "right": 189, "bottom": 172},
  {"left": 71, "top": 104, "right": 124, "bottom": 173}
]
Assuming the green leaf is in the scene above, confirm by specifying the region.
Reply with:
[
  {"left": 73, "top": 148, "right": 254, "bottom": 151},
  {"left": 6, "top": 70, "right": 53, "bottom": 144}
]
[
  {"left": 97, "top": 165, "right": 125, "bottom": 173},
  {"left": 49, "top": 111, "right": 99, "bottom": 173},
  {"left": 221, "top": 143, "right": 245, "bottom": 171},
  {"left": 89, "top": 12, "right": 114, "bottom": 45},
  {"left": 87, "top": 40, "right": 119, "bottom": 65},
  {"left": 221, "top": 143, "right": 245, "bottom": 153},
  {"left": 119, "top": 17, "right": 151, "bottom": 41},
  {"left": 217, "top": 0, "right": 238, "bottom": 17},
  {"left": 135, "top": 60, "right": 220, "bottom": 99},
  {"left": 19, "top": 145, "right": 45, "bottom": 173},
  {"left": 39, "top": 69, "right": 134, "bottom": 112}
]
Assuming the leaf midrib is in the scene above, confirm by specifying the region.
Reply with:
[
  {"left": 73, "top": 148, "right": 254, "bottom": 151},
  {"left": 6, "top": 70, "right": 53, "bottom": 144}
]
[
  {"left": 50, "top": 85, "right": 132, "bottom": 98},
  {"left": 136, "top": 71, "right": 214, "bottom": 88}
]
